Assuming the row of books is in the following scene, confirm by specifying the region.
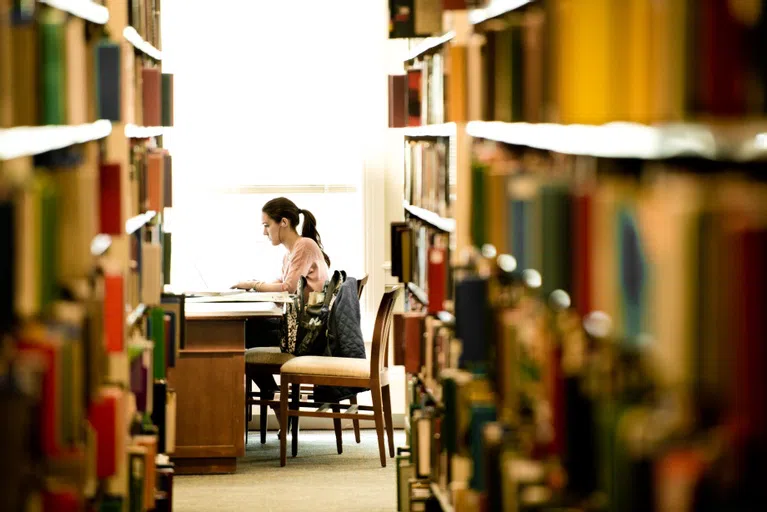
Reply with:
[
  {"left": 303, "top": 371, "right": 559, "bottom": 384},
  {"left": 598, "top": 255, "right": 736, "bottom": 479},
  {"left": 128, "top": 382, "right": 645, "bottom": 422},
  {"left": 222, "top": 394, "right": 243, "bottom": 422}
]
[
  {"left": 393, "top": 0, "right": 767, "bottom": 124},
  {"left": 391, "top": 221, "right": 450, "bottom": 314},
  {"left": 2, "top": 1, "right": 179, "bottom": 510},
  {"left": 401, "top": 54, "right": 447, "bottom": 127},
  {"left": 397, "top": 149, "right": 767, "bottom": 511},
  {"left": 129, "top": 0, "right": 163, "bottom": 52},
  {"left": 0, "top": 2, "right": 173, "bottom": 128},
  {"left": 404, "top": 139, "right": 451, "bottom": 218}
]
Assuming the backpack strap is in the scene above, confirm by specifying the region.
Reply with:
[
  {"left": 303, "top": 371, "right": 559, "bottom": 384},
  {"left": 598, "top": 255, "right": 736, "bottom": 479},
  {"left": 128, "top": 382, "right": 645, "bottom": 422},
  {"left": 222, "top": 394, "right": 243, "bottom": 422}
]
[{"left": 323, "top": 270, "right": 345, "bottom": 308}]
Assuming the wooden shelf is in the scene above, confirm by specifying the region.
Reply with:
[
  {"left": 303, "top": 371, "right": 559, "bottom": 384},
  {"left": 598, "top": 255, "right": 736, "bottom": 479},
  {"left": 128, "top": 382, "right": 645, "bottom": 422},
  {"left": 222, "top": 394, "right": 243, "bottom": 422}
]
[
  {"left": 39, "top": 0, "right": 110, "bottom": 24},
  {"left": 467, "top": 120, "right": 767, "bottom": 162},
  {"left": 126, "top": 211, "right": 157, "bottom": 234},
  {"left": 0, "top": 120, "right": 112, "bottom": 161},
  {"left": 125, "top": 124, "right": 164, "bottom": 139},
  {"left": 126, "top": 303, "right": 147, "bottom": 328},
  {"left": 469, "top": 0, "right": 534, "bottom": 26},
  {"left": 407, "top": 282, "right": 429, "bottom": 308},
  {"left": 405, "top": 31, "right": 455, "bottom": 64},
  {"left": 123, "top": 26, "right": 162, "bottom": 60},
  {"left": 90, "top": 234, "right": 112, "bottom": 256},
  {"left": 404, "top": 201, "right": 456, "bottom": 233},
  {"left": 402, "top": 123, "right": 457, "bottom": 139}
]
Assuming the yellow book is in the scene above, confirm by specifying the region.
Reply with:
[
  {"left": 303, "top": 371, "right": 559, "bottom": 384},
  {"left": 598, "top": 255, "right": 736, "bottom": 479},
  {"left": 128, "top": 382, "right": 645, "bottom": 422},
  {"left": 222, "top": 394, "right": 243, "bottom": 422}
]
[
  {"left": 555, "top": 0, "right": 617, "bottom": 124},
  {"left": 15, "top": 177, "right": 43, "bottom": 318},
  {"left": 65, "top": 17, "right": 88, "bottom": 125},
  {"left": 650, "top": 0, "right": 687, "bottom": 121},
  {"left": 624, "top": 0, "right": 653, "bottom": 123},
  {"left": 0, "top": 0, "right": 12, "bottom": 128}
]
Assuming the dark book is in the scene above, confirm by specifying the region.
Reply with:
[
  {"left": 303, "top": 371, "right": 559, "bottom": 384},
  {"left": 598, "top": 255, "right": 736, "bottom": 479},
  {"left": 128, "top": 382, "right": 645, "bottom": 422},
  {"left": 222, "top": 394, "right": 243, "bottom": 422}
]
[{"left": 96, "top": 41, "right": 121, "bottom": 121}]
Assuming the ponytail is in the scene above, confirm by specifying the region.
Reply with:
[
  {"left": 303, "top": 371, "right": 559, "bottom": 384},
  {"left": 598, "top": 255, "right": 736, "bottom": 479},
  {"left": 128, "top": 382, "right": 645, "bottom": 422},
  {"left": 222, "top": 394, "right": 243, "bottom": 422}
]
[{"left": 300, "top": 209, "right": 331, "bottom": 267}]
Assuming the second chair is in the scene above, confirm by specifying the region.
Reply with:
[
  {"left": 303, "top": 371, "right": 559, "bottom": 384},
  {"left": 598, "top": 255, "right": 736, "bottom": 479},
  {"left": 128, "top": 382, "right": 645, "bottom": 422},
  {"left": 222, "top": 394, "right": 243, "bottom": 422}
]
[{"left": 278, "top": 285, "right": 401, "bottom": 467}]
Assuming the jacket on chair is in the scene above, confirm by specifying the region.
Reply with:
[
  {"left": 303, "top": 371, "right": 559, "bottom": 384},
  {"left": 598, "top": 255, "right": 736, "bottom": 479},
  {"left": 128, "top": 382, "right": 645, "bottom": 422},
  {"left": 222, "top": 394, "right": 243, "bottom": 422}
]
[{"left": 314, "top": 276, "right": 367, "bottom": 402}]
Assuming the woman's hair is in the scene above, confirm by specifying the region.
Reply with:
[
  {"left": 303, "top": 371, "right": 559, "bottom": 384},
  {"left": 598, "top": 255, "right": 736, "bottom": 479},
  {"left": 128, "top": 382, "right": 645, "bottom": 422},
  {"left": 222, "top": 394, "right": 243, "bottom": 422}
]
[{"left": 262, "top": 197, "right": 331, "bottom": 267}]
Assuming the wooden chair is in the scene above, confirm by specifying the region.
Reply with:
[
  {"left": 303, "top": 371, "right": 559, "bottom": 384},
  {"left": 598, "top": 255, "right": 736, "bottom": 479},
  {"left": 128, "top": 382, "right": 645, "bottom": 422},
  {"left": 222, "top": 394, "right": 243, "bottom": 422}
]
[
  {"left": 245, "top": 274, "right": 369, "bottom": 446},
  {"left": 279, "top": 285, "right": 401, "bottom": 467}
]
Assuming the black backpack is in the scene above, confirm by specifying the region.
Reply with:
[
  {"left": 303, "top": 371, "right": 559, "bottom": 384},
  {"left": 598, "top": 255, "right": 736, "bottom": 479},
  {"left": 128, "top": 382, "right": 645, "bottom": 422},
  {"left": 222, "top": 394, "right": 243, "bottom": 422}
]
[{"left": 280, "top": 270, "right": 346, "bottom": 356}]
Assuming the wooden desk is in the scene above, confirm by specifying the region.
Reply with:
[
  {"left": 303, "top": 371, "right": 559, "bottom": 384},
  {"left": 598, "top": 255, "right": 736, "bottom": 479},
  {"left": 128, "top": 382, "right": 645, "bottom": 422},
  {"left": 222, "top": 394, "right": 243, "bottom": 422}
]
[{"left": 167, "top": 301, "right": 283, "bottom": 475}]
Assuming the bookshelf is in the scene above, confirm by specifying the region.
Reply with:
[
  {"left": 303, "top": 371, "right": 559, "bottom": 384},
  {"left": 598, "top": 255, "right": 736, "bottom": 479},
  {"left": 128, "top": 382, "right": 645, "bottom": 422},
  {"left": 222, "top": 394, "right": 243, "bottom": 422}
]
[
  {"left": 1, "top": 1, "right": 178, "bottom": 511},
  {"left": 389, "top": 1, "right": 767, "bottom": 511}
]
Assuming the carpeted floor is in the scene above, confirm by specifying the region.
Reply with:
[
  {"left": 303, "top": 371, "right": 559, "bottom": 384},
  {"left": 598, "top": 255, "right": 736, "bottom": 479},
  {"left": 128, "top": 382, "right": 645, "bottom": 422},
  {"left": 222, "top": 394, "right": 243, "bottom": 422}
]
[{"left": 174, "top": 429, "right": 405, "bottom": 512}]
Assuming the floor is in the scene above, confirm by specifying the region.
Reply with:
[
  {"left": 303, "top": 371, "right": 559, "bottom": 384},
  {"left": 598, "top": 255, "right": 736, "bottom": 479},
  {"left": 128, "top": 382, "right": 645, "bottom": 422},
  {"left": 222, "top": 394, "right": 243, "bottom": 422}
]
[{"left": 173, "top": 429, "right": 406, "bottom": 512}]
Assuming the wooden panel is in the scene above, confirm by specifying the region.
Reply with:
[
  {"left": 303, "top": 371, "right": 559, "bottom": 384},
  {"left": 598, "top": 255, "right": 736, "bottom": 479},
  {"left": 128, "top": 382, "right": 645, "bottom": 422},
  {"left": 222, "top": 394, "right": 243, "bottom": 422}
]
[
  {"left": 168, "top": 318, "right": 246, "bottom": 473},
  {"left": 185, "top": 319, "right": 244, "bottom": 351},
  {"left": 173, "top": 457, "right": 237, "bottom": 476}
]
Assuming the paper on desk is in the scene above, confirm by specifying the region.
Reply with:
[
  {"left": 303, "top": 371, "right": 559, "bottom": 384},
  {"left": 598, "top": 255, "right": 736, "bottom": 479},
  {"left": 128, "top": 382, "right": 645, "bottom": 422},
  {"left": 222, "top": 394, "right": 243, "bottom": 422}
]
[
  {"left": 162, "top": 285, "right": 242, "bottom": 297},
  {"left": 184, "top": 291, "right": 294, "bottom": 303}
]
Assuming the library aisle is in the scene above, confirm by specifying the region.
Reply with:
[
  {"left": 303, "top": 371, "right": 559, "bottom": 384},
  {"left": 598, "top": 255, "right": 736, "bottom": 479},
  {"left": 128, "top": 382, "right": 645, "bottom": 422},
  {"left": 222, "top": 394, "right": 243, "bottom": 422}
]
[{"left": 3, "top": 1, "right": 767, "bottom": 512}]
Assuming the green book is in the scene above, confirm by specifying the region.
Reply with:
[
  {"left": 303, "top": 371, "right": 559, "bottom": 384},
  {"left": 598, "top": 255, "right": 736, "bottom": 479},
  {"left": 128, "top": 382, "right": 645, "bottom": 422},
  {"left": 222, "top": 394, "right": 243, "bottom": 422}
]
[
  {"left": 161, "top": 73, "right": 174, "bottom": 126},
  {"left": 151, "top": 307, "right": 166, "bottom": 380},
  {"left": 471, "top": 161, "right": 487, "bottom": 249},
  {"left": 128, "top": 449, "right": 145, "bottom": 512},
  {"left": 162, "top": 232, "right": 172, "bottom": 285},
  {"left": 38, "top": 174, "right": 58, "bottom": 313},
  {"left": 39, "top": 9, "right": 66, "bottom": 125},
  {"left": 539, "top": 182, "right": 572, "bottom": 298}
]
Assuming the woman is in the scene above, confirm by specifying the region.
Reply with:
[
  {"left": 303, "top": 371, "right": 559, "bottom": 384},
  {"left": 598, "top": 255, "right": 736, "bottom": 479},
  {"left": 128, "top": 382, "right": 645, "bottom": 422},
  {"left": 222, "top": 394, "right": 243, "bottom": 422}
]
[
  {"left": 232, "top": 197, "right": 330, "bottom": 296},
  {"left": 234, "top": 197, "right": 330, "bottom": 423}
]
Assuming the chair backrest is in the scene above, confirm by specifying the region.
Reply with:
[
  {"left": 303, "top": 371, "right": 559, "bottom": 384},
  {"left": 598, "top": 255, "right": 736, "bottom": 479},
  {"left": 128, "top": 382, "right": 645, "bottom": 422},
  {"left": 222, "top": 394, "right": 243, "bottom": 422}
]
[
  {"left": 369, "top": 286, "right": 402, "bottom": 381},
  {"left": 355, "top": 274, "right": 368, "bottom": 299}
]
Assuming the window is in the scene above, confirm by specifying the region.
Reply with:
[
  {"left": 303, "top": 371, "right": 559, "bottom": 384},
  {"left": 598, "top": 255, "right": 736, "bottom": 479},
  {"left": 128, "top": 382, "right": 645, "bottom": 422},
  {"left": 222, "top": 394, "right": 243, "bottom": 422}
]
[{"left": 160, "top": 1, "right": 377, "bottom": 306}]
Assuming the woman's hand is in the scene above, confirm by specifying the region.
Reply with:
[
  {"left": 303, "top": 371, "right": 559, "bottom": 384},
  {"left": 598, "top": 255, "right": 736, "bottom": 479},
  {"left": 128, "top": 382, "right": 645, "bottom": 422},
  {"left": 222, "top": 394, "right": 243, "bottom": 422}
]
[{"left": 231, "top": 280, "right": 259, "bottom": 290}]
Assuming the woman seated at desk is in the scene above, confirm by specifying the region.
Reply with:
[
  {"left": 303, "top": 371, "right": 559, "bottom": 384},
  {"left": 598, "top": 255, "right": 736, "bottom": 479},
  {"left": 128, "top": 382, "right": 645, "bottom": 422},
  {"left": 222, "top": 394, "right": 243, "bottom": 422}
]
[{"left": 232, "top": 197, "right": 331, "bottom": 403}]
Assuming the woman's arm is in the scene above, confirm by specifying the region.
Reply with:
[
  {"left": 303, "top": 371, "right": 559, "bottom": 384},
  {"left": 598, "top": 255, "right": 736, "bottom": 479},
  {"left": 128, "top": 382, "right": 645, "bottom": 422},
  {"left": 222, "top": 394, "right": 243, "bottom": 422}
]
[
  {"left": 253, "top": 281, "right": 284, "bottom": 292},
  {"left": 231, "top": 278, "right": 281, "bottom": 290}
]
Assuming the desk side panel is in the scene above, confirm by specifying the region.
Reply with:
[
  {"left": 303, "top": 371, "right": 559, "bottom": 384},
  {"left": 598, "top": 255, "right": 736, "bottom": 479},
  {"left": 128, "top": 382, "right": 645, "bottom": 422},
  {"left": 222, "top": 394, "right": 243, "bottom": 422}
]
[{"left": 168, "top": 319, "right": 245, "bottom": 464}]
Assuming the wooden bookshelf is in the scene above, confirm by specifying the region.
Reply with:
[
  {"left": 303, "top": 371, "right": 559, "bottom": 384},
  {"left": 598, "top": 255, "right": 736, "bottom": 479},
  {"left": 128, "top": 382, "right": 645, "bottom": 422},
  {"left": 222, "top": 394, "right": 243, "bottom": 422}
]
[
  {"left": 0, "top": 120, "right": 113, "bottom": 160},
  {"left": 389, "top": 1, "right": 767, "bottom": 511},
  {"left": 404, "top": 31, "right": 455, "bottom": 64},
  {"left": 468, "top": 0, "right": 534, "bottom": 26},
  {"left": 1, "top": 0, "right": 177, "bottom": 510},
  {"left": 125, "top": 124, "right": 164, "bottom": 139},
  {"left": 39, "top": 0, "right": 110, "bottom": 24},
  {"left": 123, "top": 26, "right": 162, "bottom": 60}
]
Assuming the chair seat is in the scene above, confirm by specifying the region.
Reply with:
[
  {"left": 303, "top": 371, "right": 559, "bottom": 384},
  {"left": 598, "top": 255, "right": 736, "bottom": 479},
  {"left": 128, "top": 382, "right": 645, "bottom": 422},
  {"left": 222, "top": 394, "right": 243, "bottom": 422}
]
[
  {"left": 245, "top": 346, "right": 294, "bottom": 365},
  {"left": 280, "top": 356, "right": 370, "bottom": 379}
]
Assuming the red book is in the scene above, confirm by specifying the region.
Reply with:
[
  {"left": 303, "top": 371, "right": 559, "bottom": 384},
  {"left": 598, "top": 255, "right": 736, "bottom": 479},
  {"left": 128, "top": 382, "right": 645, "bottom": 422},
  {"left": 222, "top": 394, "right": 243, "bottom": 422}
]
[
  {"left": 427, "top": 246, "right": 447, "bottom": 314},
  {"left": 142, "top": 67, "right": 162, "bottom": 126},
  {"left": 404, "top": 312, "right": 427, "bottom": 374},
  {"left": 146, "top": 150, "right": 165, "bottom": 212},
  {"left": 88, "top": 389, "right": 120, "bottom": 479},
  {"left": 17, "top": 333, "right": 61, "bottom": 456},
  {"left": 99, "top": 163, "right": 122, "bottom": 235},
  {"left": 42, "top": 489, "right": 80, "bottom": 512},
  {"left": 104, "top": 273, "right": 124, "bottom": 353},
  {"left": 572, "top": 192, "right": 592, "bottom": 315},
  {"left": 407, "top": 69, "right": 422, "bottom": 127}
]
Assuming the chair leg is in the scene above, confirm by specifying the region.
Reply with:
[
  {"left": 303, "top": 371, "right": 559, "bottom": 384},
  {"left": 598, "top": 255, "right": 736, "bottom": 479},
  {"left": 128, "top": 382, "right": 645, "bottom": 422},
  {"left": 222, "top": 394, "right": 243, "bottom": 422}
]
[
  {"left": 279, "top": 378, "right": 289, "bottom": 467},
  {"left": 331, "top": 404, "right": 343, "bottom": 454},
  {"left": 350, "top": 395, "right": 361, "bottom": 443},
  {"left": 370, "top": 383, "right": 387, "bottom": 468},
  {"left": 291, "top": 384, "right": 300, "bottom": 457},
  {"left": 259, "top": 403, "right": 267, "bottom": 444},
  {"left": 382, "top": 384, "right": 395, "bottom": 458}
]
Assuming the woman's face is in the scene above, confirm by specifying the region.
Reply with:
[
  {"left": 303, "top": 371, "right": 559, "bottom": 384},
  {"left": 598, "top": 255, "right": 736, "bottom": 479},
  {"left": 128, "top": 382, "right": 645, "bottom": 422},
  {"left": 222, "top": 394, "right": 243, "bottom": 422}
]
[{"left": 262, "top": 212, "right": 284, "bottom": 246}]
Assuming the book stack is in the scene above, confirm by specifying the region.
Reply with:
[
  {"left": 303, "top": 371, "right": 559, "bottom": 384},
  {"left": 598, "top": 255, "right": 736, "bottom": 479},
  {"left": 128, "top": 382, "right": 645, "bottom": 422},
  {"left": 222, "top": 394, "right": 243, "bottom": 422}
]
[
  {"left": 1, "top": 1, "right": 179, "bottom": 511},
  {"left": 388, "top": 1, "right": 767, "bottom": 511}
]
